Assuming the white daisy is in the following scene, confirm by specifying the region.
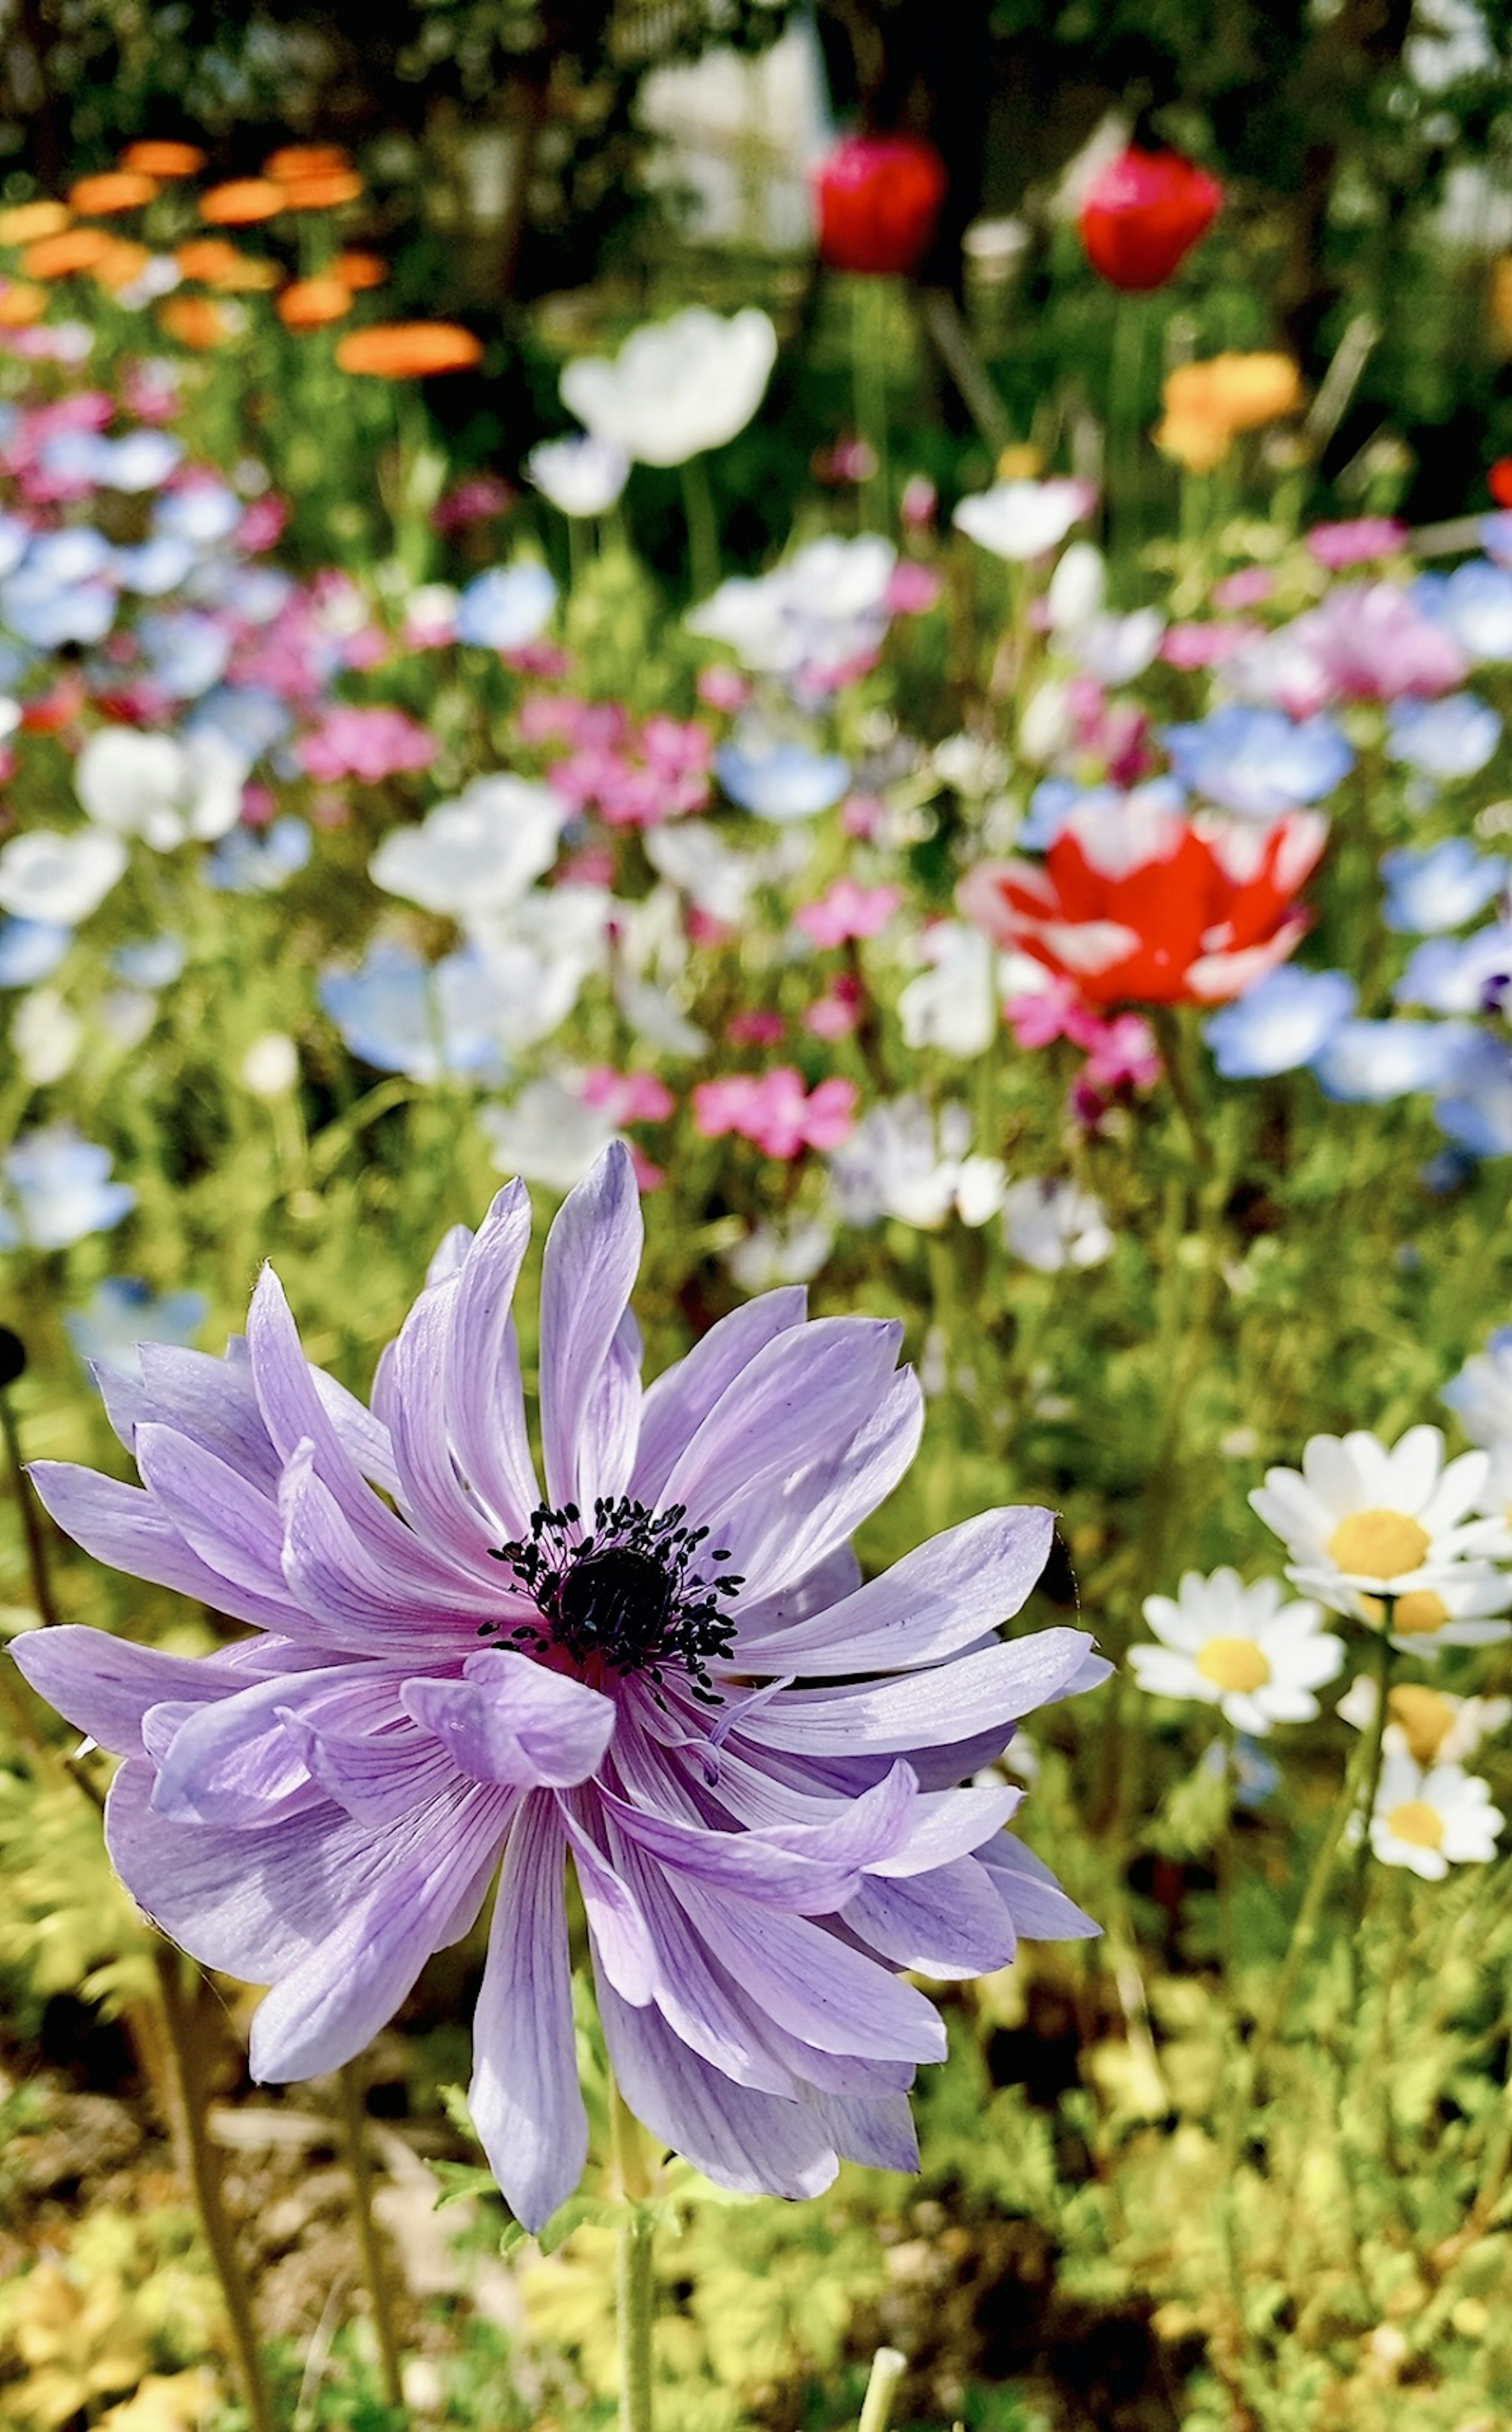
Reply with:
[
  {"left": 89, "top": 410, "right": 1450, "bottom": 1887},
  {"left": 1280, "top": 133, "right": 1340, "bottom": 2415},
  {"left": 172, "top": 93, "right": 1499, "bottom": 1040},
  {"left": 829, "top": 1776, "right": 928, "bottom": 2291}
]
[
  {"left": 1368, "top": 1752, "right": 1503, "bottom": 1881},
  {"left": 1128, "top": 1568, "right": 1345, "bottom": 1735},
  {"left": 1249, "top": 1425, "right": 1512, "bottom": 1638},
  {"left": 1338, "top": 1676, "right": 1512, "bottom": 1768}
]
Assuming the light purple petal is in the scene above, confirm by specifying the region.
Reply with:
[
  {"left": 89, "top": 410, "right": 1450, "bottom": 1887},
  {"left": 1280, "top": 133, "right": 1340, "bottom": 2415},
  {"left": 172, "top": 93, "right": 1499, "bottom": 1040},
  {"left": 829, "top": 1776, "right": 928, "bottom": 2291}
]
[
  {"left": 632, "top": 1289, "right": 808, "bottom": 1504},
  {"left": 978, "top": 1833, "right": 1099, "bottom": 1940},
  {"left": 249, "top": 1782, "right": 505, "bottom": 2081},
  {"left": 742, "top": 1628, "right": 1100, "bottom": 1755},
  {"left": 135, "top": 1339, "right": 284, "bottom": 1490},
  {"left": 596, "top": 1966, "right": 839, "bottom": 2199},
  {"left": 133, "top": 1422, "right": 289, "bottom": 1601},
  {"left": 869, "top": 1782, "right": 1022, "bottom": 1877},
  {"left": 380, "top": 1277, "right": 499, "bottom": 1556},
  {"left": 560, "top": 1803, "right": 658, "bottom": 2004},
  {"left": 598, "top": 1762, "right": 915, "bottom": 1910},
  {"left": 579, "top": 1308, "right": 642, "bottom": 1507},
  {"left": 28, "top": 1461, "right": 300, "bottom": 1633},
  {"left": 11, "top": 1626, "right": 224, "bottom": 1755},
  {"left": 470, "top": 1793, "right": 587, "bottom": 2230},
  {"left": 278, "top": 1444, "right": 503, "bottom": 1650},
  {"left": 606, "top": 1831, "right": 801, "bottom": 2092},
  {"left": 667, "top": 1878, "right": 947, "bottom": 2063},
  {"left": 658, "top": 1317, "right": 903, "bottom": 1529},
  {"left": 282, "top": 1710, "right": 465, "bottom": 1826},
  {"left": 537, "top": 1141, "right": 643, "bottom": 1510},
  {"left": 808, "top": 2088, "right": 919, "bottom": 2173},
  {"left": 717, "top": 1367, "right": 924, "bottom": 1609},
  {"left": 843, "top": 1857, "right": 1014, "bottom": 1978},
  {"left": 446, "top": 1182, "right": 541, "bottom": 1538},
  {"left": 148, "top": 1660, "right": 417, "bottom": 1825},
  {"left": 402, "top": 1650, "right": 615, "bottom": 1788},
  {"left": 736, "top": 1507, "right": 1054, "bottom": 1675}
]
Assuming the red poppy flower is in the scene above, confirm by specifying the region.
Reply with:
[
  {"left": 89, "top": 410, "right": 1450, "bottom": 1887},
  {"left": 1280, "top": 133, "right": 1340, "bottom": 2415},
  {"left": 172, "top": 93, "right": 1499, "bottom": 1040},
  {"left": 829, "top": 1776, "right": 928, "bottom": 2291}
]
[
  {"left": 1078, "top": 147, "right": 1222, "bottom": 291},
  {"left": 958, "top": 802, "right": 1326, "bottom": 1007},
  {"left": 1490, "top": 459, "right": 1512, "bottom": 510},
  {"left": 815, "top": 133, "right": 947, "bottom": 276}
]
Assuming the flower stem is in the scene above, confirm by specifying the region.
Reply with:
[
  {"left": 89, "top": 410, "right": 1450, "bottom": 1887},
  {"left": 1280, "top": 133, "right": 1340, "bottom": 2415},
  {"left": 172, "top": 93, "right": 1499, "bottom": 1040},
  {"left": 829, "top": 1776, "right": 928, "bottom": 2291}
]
[
  {"left": 611, "top": 2080, "right": 656, "bottom": 2432},
  {"left": 857, "top": 2345, "right": 907, "bottom": 2432},
  {"left": 337, "top": 2059, "right": 405, "bottom": 2411},
  {"left": 152, "top": 1946, "right": 274, "bottom": 2432},
  {"left": 852, "top": 276, "right": 890, "bottom": 531},
  {"left": 0, "top": 1352, "right": 61, "bottom": 1629},
  {"left": 679, "top": 454, "right": 719, "bottom": 605}
]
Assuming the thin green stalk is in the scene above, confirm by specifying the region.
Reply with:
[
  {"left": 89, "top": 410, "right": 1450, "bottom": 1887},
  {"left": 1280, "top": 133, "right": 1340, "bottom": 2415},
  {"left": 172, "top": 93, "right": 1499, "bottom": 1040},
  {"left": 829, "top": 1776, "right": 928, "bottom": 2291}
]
[
  {"left": 337, "top": 2059, "right": 405, "bottom": 2410},
  {"left": 679, "top": 454, "right": 719, "bottom": 605},
  {"left": 857, "top": 2346, "right": 907, "bottom": 2432},
  {"left": 153, "top": 1949, "right": 275, "bottom": 2432},
  {"left": 852, "top": 277, "right": 890, "bottom": 531},
  {"left": 611, "top": 2080, "right": 655, "bottom": 2432},
  {"left": 1349, "top": 1611, "right": 1395, "bottom": 1931},
  {"left": 0, "top": 1351, "right": 60, "bottom": 1629}
]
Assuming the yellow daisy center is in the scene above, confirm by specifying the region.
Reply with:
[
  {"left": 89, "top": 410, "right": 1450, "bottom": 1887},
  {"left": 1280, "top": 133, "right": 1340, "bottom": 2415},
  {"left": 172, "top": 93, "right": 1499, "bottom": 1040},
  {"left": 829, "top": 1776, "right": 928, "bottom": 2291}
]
[
  {"left": 1384, "top": 1799, "right": 1445, "bottom": 1852},
  {"left": 1388, "top": 1686, "right": 1455, "bottom": 1765},
  {"left": 1327, "top": 1508, "right": 1430, "bottom": 1581},
  {"left": 1195, "top": 1637, "right": 1270, "bottom": 1694},
  {"left": 1389, "top": 1590, "right": 1451, "bottom": 1638}
]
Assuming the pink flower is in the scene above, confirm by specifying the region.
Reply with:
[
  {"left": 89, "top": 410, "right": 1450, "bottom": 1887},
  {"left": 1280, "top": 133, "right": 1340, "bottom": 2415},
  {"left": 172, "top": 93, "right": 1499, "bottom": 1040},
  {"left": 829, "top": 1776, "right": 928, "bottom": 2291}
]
[
  {"left": 884, "top": 561, "right": 943, "bottom": 616},
  {"left": 431, "top": 473, "right": 514, "bottom": 532},
  {"left": 804, "top": 972, "right": 861, "bottom": 1039},
  {"left": 581, "top": 1068, "right": 676, "bottom": 1124},
  {"left": 727, "top": 1010, "right": 785, "bottom": 1047},
  {"left": 239, "top": 495, "right": 289, "bottom": 553},
  {"left": 503, "top": 642, "right": 573, "bottom": 679},
  {"left": 1079, "top": 1011, "right": 1161, "bottom": 1091},
  {"left": 1305, "top": 517, "right": 1408, "bottom": 571},
  {"left": 297, "top": 706, "right": 438, "bottom": 785},
  {"left": 697, "top": 665, "right": 751, "bottom": 713},
  {"left": 795, "top": 878, "right": 901, "bottom": 948},
  {"left": 693, "top": 1067, "right": 858, "bottom": 1159},
  {"left": 1292, "top": 583, "right": 1467, "bottom": 703},
  {"left": 1211, "top": 568, "right": 1274, "bottom": 611},
  {"left": 840, "top": 793, "right": 884, "bottom": 840},
  {"left": 1160, "top": 621, "right": 1266, "bottom": 670},
  {"left": 900, "top": 475, "right": 937, "bottom": 531}
]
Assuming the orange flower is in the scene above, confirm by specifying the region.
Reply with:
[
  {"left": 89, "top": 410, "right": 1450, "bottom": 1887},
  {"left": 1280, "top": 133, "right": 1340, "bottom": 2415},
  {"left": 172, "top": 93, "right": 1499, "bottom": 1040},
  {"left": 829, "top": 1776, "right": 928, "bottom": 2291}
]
[
  {"left": 158, "top": 293, "right": 233, "bottom": 349},
  {"left": 1154, "top": 351, "right": 1302, "bottom": 471},
  {"left": 280, "top": 168, "right": 363, "bottom": 211},
  {"left": 119, "top": 140, "right": 206, "bottom": 178},
  {"left": 69, "top": 169, "right": 158, "bottom": 215},
  {"left": 22, "top": 227, "right": 114, "bottom": 279},
  {"left": 263, "top": 144, "right": 350, "bottom": 180},
  {"left": 199, "top": 179, "right": 286, "bottom": 226},
  {"left": 334, "top": 249, "right": 387, "bottom": 290},
  {"left": 335, "top": 320, "right": 482, "bottom": 377},
  {"left": 90, "top": 238, "right": 153, "bottom": 291},
  {"left": 175, "top": 238, "right": 282, "bottom": 291},
  {"left": 0, "top": 280, "right": 46, "bottom": 326},
  {"left": 0, "top": 200, "right": 70, "bottom": 245},
  {"left": 276, "top": 275, "right": 352, "bottom": 329}
]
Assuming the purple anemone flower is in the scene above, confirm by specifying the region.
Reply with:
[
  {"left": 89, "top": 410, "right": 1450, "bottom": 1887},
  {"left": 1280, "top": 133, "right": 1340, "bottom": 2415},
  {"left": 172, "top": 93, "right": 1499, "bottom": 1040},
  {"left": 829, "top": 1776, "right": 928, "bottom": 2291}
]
[{"left": 12, "top": 1144, "right": 1106, "bottom": 2228}]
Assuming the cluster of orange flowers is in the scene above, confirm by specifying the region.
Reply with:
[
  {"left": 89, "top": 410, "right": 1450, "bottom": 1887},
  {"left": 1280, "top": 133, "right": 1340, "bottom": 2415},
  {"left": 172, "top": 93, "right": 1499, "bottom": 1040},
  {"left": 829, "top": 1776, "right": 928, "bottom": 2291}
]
[
  {"left": 0, "top": 137, "right": 482, "bottom": 377},
  {"left": 1152, "top": 351, "right": 1303, "bottom": 472}
]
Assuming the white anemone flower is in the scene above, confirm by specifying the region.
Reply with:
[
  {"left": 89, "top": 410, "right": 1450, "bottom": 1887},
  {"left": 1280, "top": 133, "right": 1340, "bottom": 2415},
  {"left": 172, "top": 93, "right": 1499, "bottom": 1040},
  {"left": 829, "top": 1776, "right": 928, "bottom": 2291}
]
[
  {"left": 1250, "top": 1426, "right": 1512, "bottom": 1638},
  {"left": 560, "top": 307, "right": 776, "bottom": 467},
  {"left": 1368, "top": 1752, "right": 1503, "bottom": 1880},
  {"left": 953, "top": 477, "right": 1091, "bottom": 562},
  {"left": 1001, "top": 1178, "right": 1113, "bottom": 1273},
  {"left": 369, "top": 775, "right": 567, "bottom": 917},
  {"left": 478, "top": 1079, "right": 620, "bottom": 1192},
  {"left": 898, "top": 924, "right": 999, "bottom": 1058},
  {"left": 526, "top": 434, "right": 630, "bottom": 518},
  {"left": 1338, "top": 1675, "right": 1512, "bottom": 1768},
  {"left": 1130, "top": 1569, "right": 1345, "bottom": 1734},
  {"left": 0, "top": 827, "right": 126, "bottom": 924},
  {"left": 76, "top": 729, "right": 247, "bottom": 848},
  {"left": 828, "top": 1098, "right": 1004, "bottom": 1231}
]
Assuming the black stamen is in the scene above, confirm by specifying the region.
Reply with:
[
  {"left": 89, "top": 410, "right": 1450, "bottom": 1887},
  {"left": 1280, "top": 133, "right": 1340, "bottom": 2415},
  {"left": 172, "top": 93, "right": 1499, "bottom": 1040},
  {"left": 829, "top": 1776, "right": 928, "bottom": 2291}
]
[{"left": 493, "top": 1495, "right": 741, "bottom": 1696}]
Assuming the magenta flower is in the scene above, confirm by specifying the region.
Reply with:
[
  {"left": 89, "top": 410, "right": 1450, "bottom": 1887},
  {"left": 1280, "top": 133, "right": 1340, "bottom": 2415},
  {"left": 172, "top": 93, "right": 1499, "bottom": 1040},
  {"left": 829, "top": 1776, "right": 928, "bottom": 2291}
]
[
  {"left": 296, "top": 706, "right": 439, "bottom": 785},
  {"left": 13, "top": 1147, "right": 1105, "bottom": 2226},
  {"left": 795, "top": 879, "right": 901, "bottom": 949},
  {"left": 693, "top": 1068, "right": 859, "bottom": 1158}
]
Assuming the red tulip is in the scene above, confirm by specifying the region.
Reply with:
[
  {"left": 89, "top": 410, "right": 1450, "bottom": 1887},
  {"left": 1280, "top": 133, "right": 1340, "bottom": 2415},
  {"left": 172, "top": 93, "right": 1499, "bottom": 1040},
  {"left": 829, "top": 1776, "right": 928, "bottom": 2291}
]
[
  {"left": 1489, "top": 459, "right": 1512, "bottom": 509},
  {"left": 1078, "top": 146, "right": 1223, "bottom": 291},
  {"left": 815, "top": 133, "right": 948, "bottom": 277},
  {"left": 958, "top": 801, "right": 1325, "bottom": 1008}
]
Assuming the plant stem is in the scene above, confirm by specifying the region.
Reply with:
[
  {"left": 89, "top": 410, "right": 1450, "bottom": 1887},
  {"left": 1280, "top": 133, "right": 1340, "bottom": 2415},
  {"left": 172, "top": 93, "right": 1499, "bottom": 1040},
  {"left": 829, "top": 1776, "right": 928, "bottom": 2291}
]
[
  {"left": 152, "top": 1947, "right": 274, "bottom": 2432},
  {"left": 337, "top": 2059, "right": 405, "bottom": 2411},
  {"left": 679, "top": 454, "right": 719, "bottom": 605},
  {"left": 852, "top": 276, "right": 890, "bottom": 530},
  {"left": 857, "top": 2345, "right": 907, "bottom": 2432},
  {"left": 0, "top": 1377, "right": 61, "bottom": 1628},
  {"left": 611, "top": 2080, "right": 655, "bottom": 2432}
]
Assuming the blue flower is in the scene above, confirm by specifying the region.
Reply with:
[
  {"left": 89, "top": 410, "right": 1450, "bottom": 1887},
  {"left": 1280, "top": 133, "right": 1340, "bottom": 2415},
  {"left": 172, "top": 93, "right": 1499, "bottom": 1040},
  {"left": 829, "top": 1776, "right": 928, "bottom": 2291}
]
[
  {"left": 454, "top": 564, "right": 557, "bottom": 651},
  {"left": 112, "top": 936, "right": 186, "bottom": 988},
  {"left": 41, "top": 430, "right": 182, "bottom": 494},
  {"left": 0, "top": 1126, "right": 135, "bottom": 1250},
  {"left": 1396, "top": 922, "right": 1512, "bottom": 1014},
  {"left": 137, "top": 610, "right": 232, "bottom": 701},
  {"left": 1433, "top": 1031, "right": 1512, "bottom": 1157},
  {"left": 153, "top": 483, "right": 242, "bottom": 546},
  {"left": 1385, "top": 695, "right": 1502, "bottom": 781},
  {"left": 319, "top": 941, "right": 506, "bottom": 1083},
  {"left": 1161, "top": 705, "right": 1353, "bottom": 819},
  {"left": 1413, "top": 562, "right": 1512, "bottom": 662},
  {"left": 715, "top": 741, "right": 850, "bottom": 822},
  {"left": 0, "top": 919, "right": 70, "bottom": 988},
  {"left": 1312, "top": 1017, "right": 1476, "bottom": 1103},
  {"left": 1019, "top": 775, "right": 1183, "bottom": 852},
  {"left": 186, "top": 684, "right": 294, "bottom": 764},
  {"left": 1381, "top": 839, "right": 1508, "bottom": 934},
  {"left": 65, "top": 1276, "right": 208, "bottom": 1382},
  {"left": 1205, "top": 966, "right": 1356, "bottom": 1078},
  {"left": 205, "top": 817, "right": 311, "bottom": 894},
  {"left": 112, "top": 535, "right": 197, "bottom": 596},
  {"left": 1, "top": 537, "right": 116, "bottom": 646}
]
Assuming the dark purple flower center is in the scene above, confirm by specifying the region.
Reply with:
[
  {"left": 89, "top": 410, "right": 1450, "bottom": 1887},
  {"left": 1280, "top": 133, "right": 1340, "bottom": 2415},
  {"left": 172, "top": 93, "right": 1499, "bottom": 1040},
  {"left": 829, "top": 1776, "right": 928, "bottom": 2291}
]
[{"left": 486, "top": 1497, "right": 742, "bottom": 1703}]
